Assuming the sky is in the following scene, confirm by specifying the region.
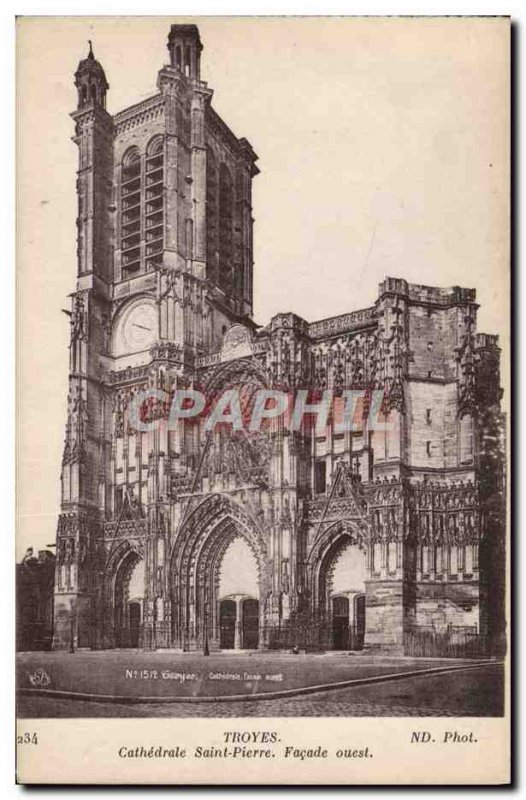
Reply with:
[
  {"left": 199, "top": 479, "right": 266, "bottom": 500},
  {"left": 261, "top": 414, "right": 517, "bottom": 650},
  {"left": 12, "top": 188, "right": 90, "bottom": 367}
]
[{"left": 17, "top": 17, "right": 509, "bottom": 559}]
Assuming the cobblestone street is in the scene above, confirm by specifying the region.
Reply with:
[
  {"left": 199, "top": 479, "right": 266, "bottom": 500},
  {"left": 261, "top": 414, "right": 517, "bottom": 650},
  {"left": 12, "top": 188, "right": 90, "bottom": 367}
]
[{"left": 18, "top": 661, "right": 503, "bottom": 718}]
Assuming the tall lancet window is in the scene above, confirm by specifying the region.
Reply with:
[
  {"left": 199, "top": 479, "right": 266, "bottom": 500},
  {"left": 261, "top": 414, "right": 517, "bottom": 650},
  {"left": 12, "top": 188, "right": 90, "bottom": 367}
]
[
  {"left": 145, "top": 136, "right": 164, "bottom": 269},
  {"left": 218, "top": 163, "right": 234, "bottom": 291},
  {"left": 121, "top": 146, "right": 141, "bottom": 276},
  {"left": 206, "top": 149, "right": 219, "bottom": 284}
]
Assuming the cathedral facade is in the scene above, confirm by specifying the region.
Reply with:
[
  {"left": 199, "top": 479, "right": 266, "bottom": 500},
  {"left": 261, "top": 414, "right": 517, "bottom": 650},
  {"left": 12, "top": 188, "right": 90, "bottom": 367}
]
[{"left": 53, "top": 25, "right": 505, "bottom": 654}]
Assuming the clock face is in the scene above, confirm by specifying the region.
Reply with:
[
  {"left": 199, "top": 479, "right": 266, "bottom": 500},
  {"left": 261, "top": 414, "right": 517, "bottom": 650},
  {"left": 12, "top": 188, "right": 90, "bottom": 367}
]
[{"left": 114, "top": 300, "right": 157, "bottom": 356}]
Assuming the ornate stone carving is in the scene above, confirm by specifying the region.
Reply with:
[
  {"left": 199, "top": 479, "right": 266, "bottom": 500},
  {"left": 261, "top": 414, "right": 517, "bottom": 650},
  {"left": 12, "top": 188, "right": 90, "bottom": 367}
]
[
  {"left": 71, "top": 293, "right": 88, "bottom": 342},
  {"left": 457, "top": 305, "right": 477, "bottom": 417},
  {"left": 308, "top": 307, "right": 376, "bottom": 340},
  {"left": 150, "top": 341, "right": 183, "bottom": 364}
]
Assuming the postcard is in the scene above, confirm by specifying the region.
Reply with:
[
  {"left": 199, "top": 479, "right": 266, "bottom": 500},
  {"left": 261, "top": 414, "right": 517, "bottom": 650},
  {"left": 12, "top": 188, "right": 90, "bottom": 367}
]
[{"left": 16, "top": 16, "right": 510, "bottom": 785}]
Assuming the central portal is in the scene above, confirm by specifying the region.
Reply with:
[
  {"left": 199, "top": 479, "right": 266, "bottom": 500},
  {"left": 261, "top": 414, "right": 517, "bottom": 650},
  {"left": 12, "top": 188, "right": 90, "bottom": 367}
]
[
  {"left": 218, "top": 536, "right": 260, "bottom": 650},
  {"left": 169, "top": 495, "right": 265, "bottom": 651},
  {"left": 219, "top": 595, "right": 260, "bottom": 650}
]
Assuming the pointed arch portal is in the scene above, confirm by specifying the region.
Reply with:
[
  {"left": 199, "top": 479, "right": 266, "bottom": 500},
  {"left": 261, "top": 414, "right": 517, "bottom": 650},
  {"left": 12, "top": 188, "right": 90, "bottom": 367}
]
[
  {"left": 307, "top": 521, "right": 368, "bottom": 651},
  {"left": 169, "top": 494, "right": 268, "bottom": 651},
  {"left": 113, "top": 550, "right": 145, "bottom": 648}
]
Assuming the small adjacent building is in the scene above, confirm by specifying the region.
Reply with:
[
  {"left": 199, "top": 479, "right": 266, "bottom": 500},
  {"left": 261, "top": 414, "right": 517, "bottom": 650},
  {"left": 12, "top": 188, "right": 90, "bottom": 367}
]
[{"left": 17, "top": 549, "right": 56, "bottom": 651}]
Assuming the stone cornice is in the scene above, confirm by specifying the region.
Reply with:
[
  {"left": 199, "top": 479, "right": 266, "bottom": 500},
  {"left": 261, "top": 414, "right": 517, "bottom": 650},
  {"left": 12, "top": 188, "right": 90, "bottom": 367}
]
[
  {"left": 308, "top": 307, "right": 377, "bottom": 340},
  {"left": 71, "top": 104, "right": 113, "bottom": 126},
  {"left": 378, "top": 277, "right": 478, "bottom": 308},
  {"left": 105, "top": 365, "right": 150, "bottom": 387},
  {"left": 113, "top": 93, "right": 165, "bottom": 135}
]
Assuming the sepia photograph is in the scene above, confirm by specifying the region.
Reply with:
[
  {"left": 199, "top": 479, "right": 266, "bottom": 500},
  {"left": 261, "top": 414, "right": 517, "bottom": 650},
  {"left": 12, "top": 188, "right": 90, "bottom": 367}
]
[{"left": 15, "top": 15, "right": 510, "bottom": 784}]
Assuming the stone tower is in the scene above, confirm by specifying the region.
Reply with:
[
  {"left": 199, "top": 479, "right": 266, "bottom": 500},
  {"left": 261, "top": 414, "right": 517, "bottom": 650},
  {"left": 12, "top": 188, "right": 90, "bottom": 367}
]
[
  {"left": 53, "top": 43, "right": 113, "bottom": 649},
  {"left": 53, "top": 25, "right": 259, "bottom": 649}
]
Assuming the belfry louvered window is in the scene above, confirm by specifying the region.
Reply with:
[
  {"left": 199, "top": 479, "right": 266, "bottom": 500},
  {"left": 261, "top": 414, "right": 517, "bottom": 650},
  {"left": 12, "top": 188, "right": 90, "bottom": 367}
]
[
  {"left": 121, "top": 147, "right": 141, "bottom": 275},
  {"left": 144, "top": 136, "right": 164, "bottom": 269},
  {"left": 120, "top": 136, "right": 164, "bottom": 279}
]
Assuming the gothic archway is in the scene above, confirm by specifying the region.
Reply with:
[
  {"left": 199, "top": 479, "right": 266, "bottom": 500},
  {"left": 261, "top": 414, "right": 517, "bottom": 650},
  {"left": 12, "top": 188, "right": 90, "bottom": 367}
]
[
  {"left": 113, "top": 551, "right": 144, "bottom": 648},
  {"left": 103, "top": 539, "right": 145, "bottom": 648},
  {"left": 307, "top": 520, "right": 368, "bottom": 650},
  {"left": 202, "top": 355, "right": 268, "bottom": 398},
  {"left": 169, "top": 494, "right": 270, "bottom": 650}
]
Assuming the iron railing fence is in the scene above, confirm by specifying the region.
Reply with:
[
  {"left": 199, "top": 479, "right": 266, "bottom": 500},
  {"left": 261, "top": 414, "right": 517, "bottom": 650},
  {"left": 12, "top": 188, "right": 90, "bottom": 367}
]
[{"left": 403, "top": 628, "right": 506, "bottom": 659}]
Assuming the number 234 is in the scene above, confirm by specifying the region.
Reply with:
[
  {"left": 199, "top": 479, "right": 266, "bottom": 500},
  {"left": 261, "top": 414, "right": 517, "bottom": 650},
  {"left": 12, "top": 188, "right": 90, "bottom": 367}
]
[{"left": 17, "top": 732, "right": 38, "bottom": 745}]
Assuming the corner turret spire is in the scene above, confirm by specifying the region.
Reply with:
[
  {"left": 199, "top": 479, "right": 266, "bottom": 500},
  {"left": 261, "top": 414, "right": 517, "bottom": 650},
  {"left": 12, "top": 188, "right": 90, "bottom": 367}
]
[
  {"left": 167, "top": 24, "right": 202, "bottom": 80},
  {"left": 74, "top": 39, "right": 109, "bottom": 110}
]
